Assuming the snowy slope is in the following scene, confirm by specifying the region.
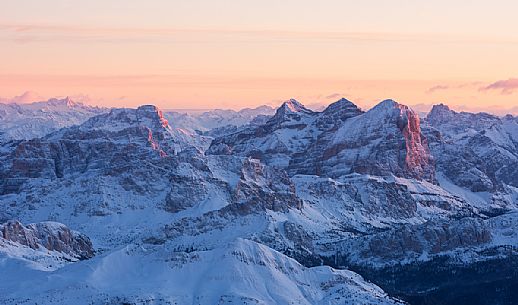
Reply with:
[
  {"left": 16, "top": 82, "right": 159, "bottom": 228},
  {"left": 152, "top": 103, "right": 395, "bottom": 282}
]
[{"left": 0, "top": 239, "right": 402, "bottom": 305}]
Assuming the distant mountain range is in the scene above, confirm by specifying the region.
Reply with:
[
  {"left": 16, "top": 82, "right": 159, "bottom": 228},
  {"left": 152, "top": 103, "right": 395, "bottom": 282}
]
[
  {"left": 0, "top": 97, "right": 517, "bottom": 305},
  {"left": 0, "top": 97, "right": 107, "bottom": 142}
]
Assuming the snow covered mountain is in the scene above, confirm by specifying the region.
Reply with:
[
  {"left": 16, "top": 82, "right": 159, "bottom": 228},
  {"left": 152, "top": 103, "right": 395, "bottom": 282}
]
[
  {"left": 0, "top": 101, "right": 401, "bottom": 304},
  {"left": 423, "top": 104, "right": 518, "bottom": 213},
  {"left": 0, "top": 97, "right": 107, "bottom": 142},
  {"left": 0, "top": 98, "right": 517, "bottom": 305},
  {"left": 164, "top": 105, "right": 275, "bottom": 134},
  {"left": 208, "top": 98, "right": 435, "bottom": 181}
]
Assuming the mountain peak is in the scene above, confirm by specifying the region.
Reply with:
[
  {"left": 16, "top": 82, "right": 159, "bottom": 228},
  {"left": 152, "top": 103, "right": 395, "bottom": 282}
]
[
  {"left": 137, "top": 104, "right": 160, "bottom": 112},
  {"left": 268, "top": 99, "right": 313, "bottom": 125},
  {"left": 327, "top": 98, "right": 434, "bottom": 182},
  {"left": 279, "top": 99, "right": 308, "bottom": 113},
  {"left": 136, "top": 104, "right": 170, "bottom": 129},
  {"left": 374, "top": 99, "right": 399, "bottom": 110},
  {"left": 365, "top": 99, "right": 410, "bottom": 120},
  {"left": 323, "top": 98, "right": 362, "bottom": 113},
  {"left": 428, "top": 103, "right": 452, "bottom": 115},
  {"left": 426, "top": 103, "right": 455, "bottom": 123},
  {"left": 44, "top": 97, "right": 80, "bottom": 108},
  {"left": 79, "top": 104, "right": 171, "bottom": 133},
  {"left": 319, "top": 98, "right": 363, "bottom": 124},
  {"left": 432, "top": 103, "right": 451, "bottom": 111}
]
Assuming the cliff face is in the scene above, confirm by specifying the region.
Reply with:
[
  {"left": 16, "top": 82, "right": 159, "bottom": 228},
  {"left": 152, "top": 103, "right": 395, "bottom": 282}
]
[{"left": 396, "top": 103, "right": 435, "bottom": 182}]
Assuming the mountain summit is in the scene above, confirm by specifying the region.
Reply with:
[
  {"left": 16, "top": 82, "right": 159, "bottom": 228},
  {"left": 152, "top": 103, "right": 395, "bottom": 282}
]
[{"left": 277, "top": 98, "right": 312, "bottom": 114}]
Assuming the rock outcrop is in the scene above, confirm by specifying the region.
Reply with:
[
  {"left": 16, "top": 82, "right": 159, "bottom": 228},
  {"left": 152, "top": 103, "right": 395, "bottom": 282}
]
[
  {"left": 231, "top": 158, "right": 303, "bottom": 213},
  {"left": 1, "top": 220, "right": 94, "bottom": 259}
]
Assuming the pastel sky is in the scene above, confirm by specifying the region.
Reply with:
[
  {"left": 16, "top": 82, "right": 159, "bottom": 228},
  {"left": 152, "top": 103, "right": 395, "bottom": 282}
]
[{"left": 1, "top": 0, "right": 518, "bottom": 113}]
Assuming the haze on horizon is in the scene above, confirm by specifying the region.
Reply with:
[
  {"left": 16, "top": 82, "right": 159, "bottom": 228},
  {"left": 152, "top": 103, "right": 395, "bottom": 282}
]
[{"left": 1, "top": 0, "right": 517, "bottom": 114}]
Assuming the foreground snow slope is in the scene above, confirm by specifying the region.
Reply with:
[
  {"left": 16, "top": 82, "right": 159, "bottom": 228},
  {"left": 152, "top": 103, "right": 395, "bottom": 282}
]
[{"left": 0, "top": 239, "right": 402, "bottom": 305}]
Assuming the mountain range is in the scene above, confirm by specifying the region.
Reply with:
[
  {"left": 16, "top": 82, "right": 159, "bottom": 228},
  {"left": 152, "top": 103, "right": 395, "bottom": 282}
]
[{"left": 0, "top": 97, "right": 517, "bottom": 305}]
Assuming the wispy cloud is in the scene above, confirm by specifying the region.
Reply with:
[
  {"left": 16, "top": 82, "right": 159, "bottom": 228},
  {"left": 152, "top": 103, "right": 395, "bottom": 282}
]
[
  {"left": 480, "top": 78, "right": 518, "bottom": 95},
  {"left": 426, "top": 82, "right": 485, "bottom": 94},
  {"left": 0, "top": 91, "right": 44, "bottom": 103},
  {"left": 324, "top": 93, "right": 348, "bottom": 100},
  {"left": 426, "top": 85, "right": 450, "bottom": 93},
  {"left": 2, "top": 23, "right": 518, "bottom": 45}
]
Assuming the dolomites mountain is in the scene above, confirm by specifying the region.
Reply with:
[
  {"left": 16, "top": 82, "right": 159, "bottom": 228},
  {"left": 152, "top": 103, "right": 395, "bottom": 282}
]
[
  {"left": 425, "top": 104, "right": 518, "bottom": 195},
  {"left": 207, "top": 98, "right": 435, "bottom": 181},
  {"left": 0, "top": 98, "right": 517, "bottom": 305}
]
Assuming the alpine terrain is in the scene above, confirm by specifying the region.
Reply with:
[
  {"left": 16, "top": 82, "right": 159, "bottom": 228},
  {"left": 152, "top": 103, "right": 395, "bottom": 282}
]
[{"left": 0, "top": 97, "right": 517, "bottom": 305}]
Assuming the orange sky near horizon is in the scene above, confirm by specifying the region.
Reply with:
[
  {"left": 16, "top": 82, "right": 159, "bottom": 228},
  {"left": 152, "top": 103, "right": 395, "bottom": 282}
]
[{"left": 1, "top": 1, "right": 517, "bottom": 114}]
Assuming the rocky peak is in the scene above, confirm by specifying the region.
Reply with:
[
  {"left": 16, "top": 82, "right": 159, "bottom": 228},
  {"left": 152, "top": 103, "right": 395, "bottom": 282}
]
[
  {"left": 136, "top": 105, "right": 170, "bottom": 129},
  {"left": 359, "top": 99, "right": 406, "bottom": 124},
  {"left": 375, "top": 98, "right": 399, "bottom": 109},
  {"left": 426, "top": 103, "right": 455, "bottom": 125},
  {"left": 323, "top": 98, "right": 361, "bottom": 114},
  {"left": 430, "top": 103, "right": 451, "bottom": 113},
  {"left": 279, "top": 99, "right": 309, "bottom": 114},
  {"left": 385, "top": 101, "right": 435, "bottom": 181},
  {"left": 364, "top": 100, "right": 421, "bottom": 129},
  {"left": 426, "top": 104, "right": 503, "bottom": 138},
  {"left": 319, "top": 98, "right": 363, "bottom": 126},
  {"left": 395, "top": 104, "right": 435, "bottom": 182},
  {"left": 270, "top": 99, "right": 313, "bottom": 121}
]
